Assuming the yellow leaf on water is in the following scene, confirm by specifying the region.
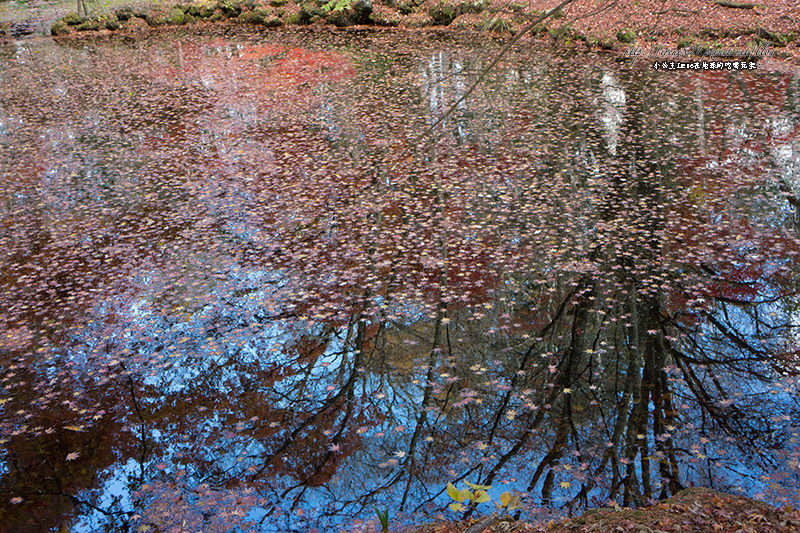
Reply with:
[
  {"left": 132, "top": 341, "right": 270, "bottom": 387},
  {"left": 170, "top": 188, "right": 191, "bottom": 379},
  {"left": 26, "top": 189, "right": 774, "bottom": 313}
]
[
  {"left": 500, "top": 491, "right": 511, "bottom": 507},
  {"left": 474, "top": 490, "right": 491, "bottom": 503},
  {"left": 446, "top": 482, "right": 461, "bottom": 502}
]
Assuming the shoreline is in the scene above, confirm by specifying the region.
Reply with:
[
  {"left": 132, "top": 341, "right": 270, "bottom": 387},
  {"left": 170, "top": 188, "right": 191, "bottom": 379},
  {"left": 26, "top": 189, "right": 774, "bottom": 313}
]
[{"left": 1, "top": 0, "right": 797, "bottom": 67}]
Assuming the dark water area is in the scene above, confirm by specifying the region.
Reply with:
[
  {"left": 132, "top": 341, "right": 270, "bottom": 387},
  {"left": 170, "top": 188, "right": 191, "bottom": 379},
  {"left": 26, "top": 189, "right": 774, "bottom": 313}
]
[{"left": 1, "top": 27, "right": 800, "bottom": 532}]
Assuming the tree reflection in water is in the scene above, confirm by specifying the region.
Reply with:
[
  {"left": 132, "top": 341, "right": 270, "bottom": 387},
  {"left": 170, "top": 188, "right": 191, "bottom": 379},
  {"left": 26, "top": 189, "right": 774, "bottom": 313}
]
[{"left": 0, "top": 28, "right": 799, "bottom": 532}]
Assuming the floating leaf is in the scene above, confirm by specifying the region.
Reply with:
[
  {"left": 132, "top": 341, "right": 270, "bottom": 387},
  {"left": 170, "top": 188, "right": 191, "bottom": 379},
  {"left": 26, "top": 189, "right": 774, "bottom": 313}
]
[
  {"left": 446, "top": 482, "right": 462, "bottom": 502},
  {"left": 474, "top": 490, "right": 491, "bottom": 503},
  {"left": 500, "top": 491, "right": 511, "bottom": 507}
]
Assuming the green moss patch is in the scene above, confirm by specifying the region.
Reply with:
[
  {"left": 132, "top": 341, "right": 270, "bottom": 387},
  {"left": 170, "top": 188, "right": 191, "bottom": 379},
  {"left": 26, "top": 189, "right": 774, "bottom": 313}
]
[
  {"left": 50, "top": 19, "right": 71, "bottom": 35},
  {"left": 62, "top": 12, "right": 84, "bottom": 25},
  {"left": 168, "top": 7, "right": 187, "bottom": 24},
  {"left": 616, "top": 28, "right": 636, "bottom": 43},
  {"left": 428, "top": 0, "right": 483, "bottom": 25}
]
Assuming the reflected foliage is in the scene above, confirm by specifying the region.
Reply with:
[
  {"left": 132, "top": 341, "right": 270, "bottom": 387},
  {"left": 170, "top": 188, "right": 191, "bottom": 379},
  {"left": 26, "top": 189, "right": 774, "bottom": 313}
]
[{"left": 1, "top": 27, "right": 800, "bottom": 532}]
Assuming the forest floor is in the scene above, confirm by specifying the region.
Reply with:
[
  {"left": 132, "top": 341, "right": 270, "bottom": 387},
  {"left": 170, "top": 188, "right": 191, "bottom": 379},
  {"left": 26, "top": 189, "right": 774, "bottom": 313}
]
[
  {"left": 402, "top": 488, "right": 800, "bottom": 533},
  {"left": 1, "top": 0, "right": 798, "bottom": 65}
]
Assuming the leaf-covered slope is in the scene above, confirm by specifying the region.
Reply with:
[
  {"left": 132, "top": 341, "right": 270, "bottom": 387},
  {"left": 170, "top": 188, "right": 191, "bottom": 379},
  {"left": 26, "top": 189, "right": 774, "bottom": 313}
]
[{"left": 406, "top": 488, "right": 800, "bottom": 533}]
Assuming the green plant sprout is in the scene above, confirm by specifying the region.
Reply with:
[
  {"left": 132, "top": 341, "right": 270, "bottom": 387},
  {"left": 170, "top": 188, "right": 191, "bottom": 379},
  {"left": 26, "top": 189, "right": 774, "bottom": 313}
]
[
  {"left": 374, "top": 507, "right": 389, "bottom": 532},
  {"left": 445, "top": 481, "right": 521, "bottom": 514}
]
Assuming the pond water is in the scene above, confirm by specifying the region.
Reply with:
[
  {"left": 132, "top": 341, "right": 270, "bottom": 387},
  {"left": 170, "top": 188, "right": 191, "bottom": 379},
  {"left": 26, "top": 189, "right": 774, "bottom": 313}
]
[{"left": 1, "top": 27, "right": 800, "bottom": 532}]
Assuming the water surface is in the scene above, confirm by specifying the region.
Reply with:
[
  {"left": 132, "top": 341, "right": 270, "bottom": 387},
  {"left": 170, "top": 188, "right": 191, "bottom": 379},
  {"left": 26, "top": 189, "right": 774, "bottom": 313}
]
[{"left": 1, "top": 27, "right": 800, "bottom": 532}]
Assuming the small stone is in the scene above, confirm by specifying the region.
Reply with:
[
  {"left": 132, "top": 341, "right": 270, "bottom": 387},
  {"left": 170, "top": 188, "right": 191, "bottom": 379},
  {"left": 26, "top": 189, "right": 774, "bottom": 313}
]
[
  {"left": 50, "top": 20, "right": 71, "bottom": 36},
  {"left": 115, "top": 6, "right": 135, "bottom": 21},
  {"left": 168, "top": 7, "right": 187, "bottom": 24},
  {"left": 353, "top": 0, "right": 372, "bottom": 19},
  {"left": 62, "top": 12, "right": 84, "bottom": 25}
]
